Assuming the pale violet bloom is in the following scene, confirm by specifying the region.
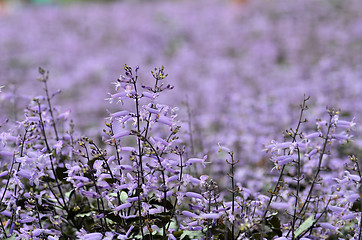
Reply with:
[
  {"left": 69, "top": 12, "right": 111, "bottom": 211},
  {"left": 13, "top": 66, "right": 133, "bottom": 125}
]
[
  {"left": 83, "top": 233, "right": 103, "bottom": 240},
  {"left": 118, "top": 226, "right": 134, "bottom": 240},
  {"left": 318, "top": 222, "right": 337, "bottom": 231},
  {"left": 53, "top": 140, "right": 63, "bottom": 154},
  {"left": 185, "top": 191, "right": 204, "bottom": 200},
  {"left": 182, "top": 210, "right": 198, "bottom": 219},
  {"left": 186, "top": 155, "right": 208, "bottom": 168},
  {"left": 199, "top": 213, "right": 220, "bottom": 219}
]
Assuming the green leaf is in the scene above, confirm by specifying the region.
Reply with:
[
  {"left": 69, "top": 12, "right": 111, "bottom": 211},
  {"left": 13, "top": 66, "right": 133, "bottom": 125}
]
[
  {"left": 149, "top": 198, "right": 174, "bottom": 210},
  {"left": 181, "top": 236, "right": 191, "bottom": 240},
  {"left": 295, "top": 214, "right": 315, "bottom": 237},
  {"left": 172, "top": 231, "right": 183, "bottom": 238},
  {"left": 0, "top": 203, "right": 7, "bottom": 212},
  {"left": 77, "top": 212, "right": 92, "bottom": 218},
  {"left": 351, "top": 199, "right": 362, "bottom": 212},
  {"left": 152, "top": 214, "right": 171, "bottom": 228},
  {"left": 108, "top": 192, "right": 118, "bottom": 198},
  {"left": 55, "top": 166, "right": 68, "bottom": 182},
  {"left": 66, "top": 189, "right": 76, "bottom": 202},
  {"left": 105, "top": 211, "right": 124, "bottom": 224},
  {"left": 181, "top": 230, "right": 204, "bottom": 239},
  {"left": 103, "top": 178, "right": 117, "bottom": 184},
  {"left": 40, "top": 175, "right": 56, "bottom": 183},
  {"left": 6, "top": 235, "right": 16, "bottom": 240},
  {"left": 267, "top": 214, "right": 280, "bottom": 229},
  {"left": 267, "top": 215, "right": 282, "bottom": 237},
  {"left": 120, "top": 191, "right": 128, "bottom": 203},
  {"left": 143, "top": 234, "right": 167, "bottom": 240}
]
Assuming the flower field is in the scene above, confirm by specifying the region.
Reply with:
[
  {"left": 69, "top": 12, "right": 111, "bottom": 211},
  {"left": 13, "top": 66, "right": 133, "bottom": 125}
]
[{"left": 0, "top": 0, "right": 362, "bottom": 239}]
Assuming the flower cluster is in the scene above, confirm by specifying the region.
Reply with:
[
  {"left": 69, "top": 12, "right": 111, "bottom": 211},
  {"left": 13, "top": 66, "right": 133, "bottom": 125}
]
[{"left": 0, "top": 66, "right": 361, "bottom": 239}]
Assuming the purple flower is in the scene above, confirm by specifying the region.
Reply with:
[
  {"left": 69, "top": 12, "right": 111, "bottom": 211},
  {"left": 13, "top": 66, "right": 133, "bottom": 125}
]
[
  {"left": 305, "top": 149, "right": 318, "bottom": 158},
  {"left": 0, "top": 210, "right": 12, "bottom": 217},
  {"left": 304, "top": 132, "right": 321, "bottom": 140},
  {"left": 182, "top": 210, "right": 198, "bottom": 218},
  {"left": 145, "top": 107, "right": 160, "bottom": 114},
  {"left": 329, "top": 205, "right": 344, "bottom": 214},
  {"left": 183, "top": 174, "right": 201, "bottom": 185},
  {"left": 0, "top": 170, "right": 9, "bottom": 177},
  {"left": 114, "top": 203, "right": 132, "bottom": 212},
  {"left": 119, "top": 165, "right": 134, "bottom": 171},
  {"left": 185, "top": 192, "right": 204, "bottom": 200},
  {"left": 17, "top": 169, "right": 32, "bottom": 179},
  {"left": 166, "top": 175, "right": 178, "bottom": 183},
  {"left": 142, "top": 92, "right": 156, "bottom": 99},
  {"left": 113, "top": 130, "right": 130, "bottom": 139},
  {"left": 186, "top": 155, "right": 208, "bottom": 168},
  {"left": 341, "top": 213, "right": 356, "bottom": 220},
  {"left": 275, "top": 155, "right": 294, "bottom": 166},
  {"left": 72, "top": 176, "right": 89, "bottom": 182},
  {"left": 31, "top": 229, "right": 43, "bottom": 237},
  {"left": 118, "top": 226, "right": 134, "bottom": 240},
  {"left": 120, "top": 146, "right": 136, "bottom": 152},
  {"left": 337, "top": 119, "right": 356, "bottom": 129},
  {"left": 0, "top": 151, "right": 13, "bottom": 157},
  {"left": 53, "top": 140, "right": 63, "bottom": 154},
  {"left": 156, "top": 115, "right": 172, "bottom": 126},
  {"left": 127, "top": 196, "right": 140, "bottom": 203},
  {"left": 111, "top": 110, "right": 129, "bottom": 118},
  {"left": 270, "top": 201, "right": 290, "bottom": 210},
  {"left": 83, "top": 233, "right": 103, "bottom": 240},
  {"left": 199, "top": 213, "right": 219, "bottom": 219},
  {"left": 318, "top": 222, "right": 337, "bottom": 231}
]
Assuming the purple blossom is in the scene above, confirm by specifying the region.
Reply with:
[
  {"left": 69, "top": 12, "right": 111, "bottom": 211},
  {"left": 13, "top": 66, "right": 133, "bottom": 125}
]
[
  {"left": 17, "top": 170, "right": 32, "bottom": 179},
  {"left": 0, "top": 170, "right": 9, "bottom": 177},
  {"left": 199, "top": 213, "right": 219, "bottom": 219},
  {"left": 270, "top": 201, "right": 291, "bottom": 210},
  {"left": 341, "top": 213, "right": 356, "bottom": 221},
  {"left": 182, "top": 210, "right": 199, "bottom": 218},
  {"left": 114, "top": 203, "right": 132, "bottom": 212},
  {"left": 274, "top": 155, "right": 294, "bottom": 166},
  {"left": 156, "top": 115, "right": 173, "bottom": 127},
  {"left": 185, "top": 192, "right": 204, "bottom": 200},
  {"left": 186, "top": 155, "right": 208, "bottom": 168},
  {"left": 111, "top": 110, "right": 129, "bottom": 118},
  {"left": 83, "top": 233, "right": 103, "bottom": 240},
  {"left": 318, "top": 222, "right": 338, "bottom": 231},
  {"left": 112, "top": 130, "right": 130, "bottom": 139}
]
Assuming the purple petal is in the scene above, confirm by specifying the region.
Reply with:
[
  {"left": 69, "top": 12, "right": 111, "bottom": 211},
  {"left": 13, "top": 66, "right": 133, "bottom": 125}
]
[{"left": 17, "top": 170, "right": 32, "bottom": 179}]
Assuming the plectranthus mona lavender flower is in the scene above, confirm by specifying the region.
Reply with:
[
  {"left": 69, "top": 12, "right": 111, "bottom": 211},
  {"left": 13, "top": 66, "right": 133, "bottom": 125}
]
[
  {"left": 62, "top": 65, "right": 212, "bottom": 239},
  {"left": 1, "top": 65, "right": 362, "bottom": 239},
  {"left": 262, "top": 100, "right": 360, "bottom": 239},
  {"left": 0, "top": 68, "right": 76, "bottom": 239}
]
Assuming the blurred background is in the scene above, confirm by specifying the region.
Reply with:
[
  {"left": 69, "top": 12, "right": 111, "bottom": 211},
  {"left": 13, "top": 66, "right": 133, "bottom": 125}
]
[{"left": 1, "top": 0, "right": 362, "bottom": 186}]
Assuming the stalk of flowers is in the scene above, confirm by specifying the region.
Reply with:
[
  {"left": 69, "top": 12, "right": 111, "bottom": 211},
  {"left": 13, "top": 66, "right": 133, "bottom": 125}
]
[
  {"left": 71, "top": 64, "right": 211, "bottom": 238},
  {"left": 0, "top": 68, "right": 77, "bottom": 239},
  {"left": 179, "top": 147, "right": 272, "bottom": 239},
  {"left": 262, "top": 102, "right": 359, "bottom": 239}
]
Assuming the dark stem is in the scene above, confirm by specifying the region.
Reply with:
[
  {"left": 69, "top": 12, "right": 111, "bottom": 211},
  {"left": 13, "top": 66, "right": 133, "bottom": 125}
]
[
  {"left": 262, "top": 96, "right": 309, "bottom": 238},
  {"left": 42, "top": 73, "right": 59, "bottom": 141},
  {"left": 83, "top": 144, "right": 108, "bottom": 231},
  {"left": 166, "top": 149, "right": 185, "bottom": 231},
  {"left": 291, "top": 147, "right": 302, "bottom": 239},
  {"left": 36, "top": 100, "right": 68, "bottom": 211},
  {"left": 297, "top": 114, "right": 333, "bottom": 217}
]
